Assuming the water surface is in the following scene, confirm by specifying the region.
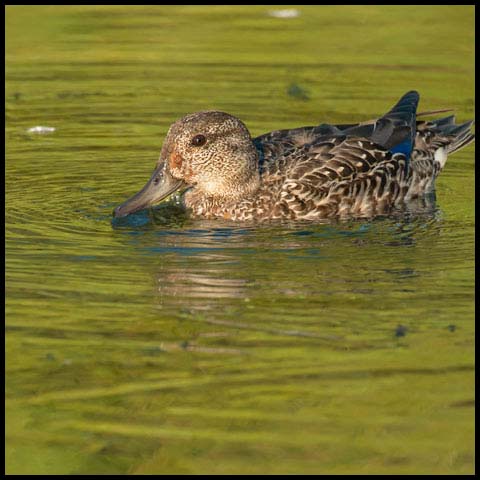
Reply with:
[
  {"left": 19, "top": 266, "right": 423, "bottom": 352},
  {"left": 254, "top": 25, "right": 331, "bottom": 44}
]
[{"left": 5, "top": 5, "right": 475, "bottom": 474}]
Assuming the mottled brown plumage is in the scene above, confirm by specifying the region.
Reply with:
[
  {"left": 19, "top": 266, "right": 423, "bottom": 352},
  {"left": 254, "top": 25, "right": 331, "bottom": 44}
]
[{"left": 114, "top": 91, "right": 474, "bottom": 221}]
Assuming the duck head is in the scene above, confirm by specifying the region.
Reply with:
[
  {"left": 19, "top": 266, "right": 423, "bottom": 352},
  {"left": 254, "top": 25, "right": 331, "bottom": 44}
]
[{"left": 113, "top": 111, "right": 260, "bottom": 218}]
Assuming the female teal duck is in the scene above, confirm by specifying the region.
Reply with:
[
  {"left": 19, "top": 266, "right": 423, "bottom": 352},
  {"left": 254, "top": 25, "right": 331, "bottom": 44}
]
[{"left": 114, "top": 91, "right": 474, "bottom": 221}]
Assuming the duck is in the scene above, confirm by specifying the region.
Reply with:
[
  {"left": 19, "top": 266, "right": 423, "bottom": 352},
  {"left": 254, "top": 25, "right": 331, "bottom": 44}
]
[{"left": 114, "top": 91, "right": 474, "bottom": 221}]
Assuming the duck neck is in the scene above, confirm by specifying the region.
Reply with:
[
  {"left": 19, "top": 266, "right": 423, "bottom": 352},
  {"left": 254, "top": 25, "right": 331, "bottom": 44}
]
[
  {"left": 184, "top": 154, "right": 261, "bottom": 217},
  {"left": 223, "top": 165, "right": 261, "bottom": 202}
]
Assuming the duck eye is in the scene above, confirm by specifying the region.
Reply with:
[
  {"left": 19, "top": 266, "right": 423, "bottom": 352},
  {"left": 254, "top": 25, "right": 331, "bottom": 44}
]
[{"left": 191, "top": 134, "right": 207, "bottom": 147}]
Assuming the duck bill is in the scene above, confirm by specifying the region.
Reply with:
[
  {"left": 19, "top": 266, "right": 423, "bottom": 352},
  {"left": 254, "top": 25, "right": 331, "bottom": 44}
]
[{"left": 113, "top": 163, "right": 184, "bottom": 218}]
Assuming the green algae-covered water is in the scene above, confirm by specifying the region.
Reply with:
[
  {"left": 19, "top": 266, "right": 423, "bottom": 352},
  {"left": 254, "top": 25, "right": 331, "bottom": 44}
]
[{"left": 5, "top": 5, "right": 475, "bottom": 475}]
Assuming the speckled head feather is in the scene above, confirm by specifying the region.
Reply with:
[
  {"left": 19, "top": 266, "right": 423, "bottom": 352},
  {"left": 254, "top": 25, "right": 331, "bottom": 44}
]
[
  {"left": 160, "top": 111, "right": 260, "bottom": 200},
  {"left": 114, "top": 92, "right": 475, "bottom": 221}
]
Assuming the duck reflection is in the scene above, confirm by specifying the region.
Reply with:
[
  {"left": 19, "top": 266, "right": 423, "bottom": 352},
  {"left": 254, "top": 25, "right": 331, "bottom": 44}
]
[
  {"left": 158, "top": 269, "right": 249, "bottom": 299},
  {"left": 116, "top": 199, "right": 442, "bottom": 312}
]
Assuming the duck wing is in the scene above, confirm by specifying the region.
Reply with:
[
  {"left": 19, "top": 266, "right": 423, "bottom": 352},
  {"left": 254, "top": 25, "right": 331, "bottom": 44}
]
[
  {"left": 254, "top": 90, "right": 419, "bottom": 167},
  {"left": 255, "top": 91, "right": 419, "bottom": 174}
]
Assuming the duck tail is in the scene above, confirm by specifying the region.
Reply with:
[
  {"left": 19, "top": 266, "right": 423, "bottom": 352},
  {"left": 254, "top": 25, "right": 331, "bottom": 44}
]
[
  {"left": 427, "top": 116, "right": 475, "bottom": 155},
  {"left": 406, "top": 114, "right": 475, "bottom": 199},
  {"left": 448, "top": 124, "right": 475, "bottom": 154}
]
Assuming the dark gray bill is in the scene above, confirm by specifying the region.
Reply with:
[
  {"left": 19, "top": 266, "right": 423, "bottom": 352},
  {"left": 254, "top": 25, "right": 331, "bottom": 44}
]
[{"left": 113, "top": 163, "right": 184, "bottom": 218}]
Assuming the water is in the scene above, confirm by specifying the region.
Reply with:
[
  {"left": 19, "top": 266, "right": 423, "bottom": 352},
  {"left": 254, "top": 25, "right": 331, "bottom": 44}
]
[{"left": 5, "top": 5, "right": 475, "bottom": 474}]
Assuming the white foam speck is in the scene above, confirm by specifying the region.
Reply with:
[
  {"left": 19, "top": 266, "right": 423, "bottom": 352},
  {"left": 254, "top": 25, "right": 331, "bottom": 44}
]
[
  {"left": 27, "top": 126, "right": 56, "bottom": 134},
  {"left": 268, "top": 9, "right": 300, "bottom": 18}
]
